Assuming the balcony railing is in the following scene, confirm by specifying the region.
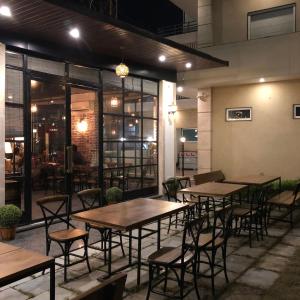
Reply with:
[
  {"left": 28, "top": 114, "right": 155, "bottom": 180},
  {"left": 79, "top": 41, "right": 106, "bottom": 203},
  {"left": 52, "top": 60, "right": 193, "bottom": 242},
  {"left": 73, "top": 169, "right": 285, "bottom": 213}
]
[{"left": 157, "top": 21, "right": 198, "bottom": 37}]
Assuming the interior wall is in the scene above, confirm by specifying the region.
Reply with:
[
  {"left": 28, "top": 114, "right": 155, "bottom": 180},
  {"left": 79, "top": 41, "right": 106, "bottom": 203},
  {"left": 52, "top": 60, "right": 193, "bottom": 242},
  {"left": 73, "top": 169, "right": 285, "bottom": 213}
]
[
  {"left": 212, "top": 80, "right": 300, "bottom": 180},
  {"left": 214, "top": 0, "right": 300, "bottom": 44},
  {"left": 175, "top": 109, "right": 197, "bottom": 152},
  {"left": 0, "top": 44, "right": 5, "bottom": 206}
]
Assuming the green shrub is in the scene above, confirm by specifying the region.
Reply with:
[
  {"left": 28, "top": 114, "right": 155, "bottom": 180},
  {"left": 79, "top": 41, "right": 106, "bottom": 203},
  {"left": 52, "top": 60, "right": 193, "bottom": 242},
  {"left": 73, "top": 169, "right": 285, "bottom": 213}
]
[
  {"left": 0, "top": 205, "right": 22, "bottom": 228},
  {"left": 272, "top": 179, "right": 299, "bottom": 191},
  {"left": 106, "top": 187, "right": 123, "bottom": 204}
]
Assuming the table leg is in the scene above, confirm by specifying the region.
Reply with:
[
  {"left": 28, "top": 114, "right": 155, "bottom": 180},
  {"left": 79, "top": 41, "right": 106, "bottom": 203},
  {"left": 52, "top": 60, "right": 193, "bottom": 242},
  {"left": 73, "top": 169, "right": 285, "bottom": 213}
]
[
  {"left": 50, "top": 262, "right": 55, "bottom": 300},
  {"left": 157, "top": 219, "right": 161, "bottom": 251},
  {"left": 108, "top": 228, "right": 112, "bottom": 276},
  {"left": 137, "top": 227, "right": 142, "bottom": 286},
  {"left": 129, "top": 230, "right": 132, "bottom": 265}
]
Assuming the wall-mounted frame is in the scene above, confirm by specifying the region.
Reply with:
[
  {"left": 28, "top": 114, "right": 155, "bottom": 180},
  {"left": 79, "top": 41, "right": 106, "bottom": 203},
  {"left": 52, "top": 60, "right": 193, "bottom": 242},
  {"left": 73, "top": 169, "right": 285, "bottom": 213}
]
[
  {"left": 181, "top": 128, "right": 198, "bottom": 142},
  {"left": 226, "top": 107, "right": 252, "bottom": 122},
  {"left": 293, "top": 104, "right": 300, "bottom": 119}
]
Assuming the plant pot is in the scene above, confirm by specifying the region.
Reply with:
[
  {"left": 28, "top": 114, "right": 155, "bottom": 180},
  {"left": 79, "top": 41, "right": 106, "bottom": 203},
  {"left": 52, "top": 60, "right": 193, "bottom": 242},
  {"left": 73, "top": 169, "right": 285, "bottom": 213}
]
[{"left": 0, "top": 226, "right": 16, "bottom": 241}]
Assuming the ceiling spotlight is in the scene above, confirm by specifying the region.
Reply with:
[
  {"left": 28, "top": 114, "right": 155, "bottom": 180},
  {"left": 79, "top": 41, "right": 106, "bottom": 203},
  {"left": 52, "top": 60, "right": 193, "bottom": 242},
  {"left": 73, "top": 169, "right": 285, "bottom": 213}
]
[
  {"left": 159, "top": 55, "right": 166, "bottom": 62},
  {"left": 0, "top": 6, "right": 12, "bottom": 17},
  {"left": 177, "top": 86, "right": 183, "bottom": 93},
  {"left": 185, "top": 62, "right": 192, "bottom": 69},
  {"left": 259, "top": 78, "right": 265, "bottom": 83},
  {"left": 69, "top": 28, "right": 80, "bottom": 39}
]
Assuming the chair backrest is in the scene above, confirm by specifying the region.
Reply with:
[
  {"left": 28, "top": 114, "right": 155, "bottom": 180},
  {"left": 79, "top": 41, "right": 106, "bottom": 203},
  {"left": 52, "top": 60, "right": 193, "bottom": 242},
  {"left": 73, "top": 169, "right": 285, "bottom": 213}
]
[
  {"left": 211, "top": 205, "right": 233, "bottom": 247},
  {"left": 180, "top": 217, "right": 206, "bottom": 264},
  {"left": 293, "top": 182, "right": 300, "bottom": 200},
  {"left": 36, "top": 194, "right": 73, "bottom": 236},
  {"left": 193, "top": 170, "right": 225, "bottom": 185},
  {"left": 162, "top": 178, "right": 180, "bottom": 202},
  {"left": 77, "top": 188, "right": 102, "bottom": 210},
  {"left": 73, "top": 273, "right": 127, "bottom": 300},
  {"left": 177, "top": 176, "right": 192, "bottom": 189}
]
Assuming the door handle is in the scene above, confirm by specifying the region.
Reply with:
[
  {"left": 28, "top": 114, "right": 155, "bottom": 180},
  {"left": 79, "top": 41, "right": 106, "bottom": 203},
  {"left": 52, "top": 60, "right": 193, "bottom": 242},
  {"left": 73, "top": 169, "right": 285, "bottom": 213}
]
[{"left": 66, "top": 146, "right": 73, "bottom": 174}]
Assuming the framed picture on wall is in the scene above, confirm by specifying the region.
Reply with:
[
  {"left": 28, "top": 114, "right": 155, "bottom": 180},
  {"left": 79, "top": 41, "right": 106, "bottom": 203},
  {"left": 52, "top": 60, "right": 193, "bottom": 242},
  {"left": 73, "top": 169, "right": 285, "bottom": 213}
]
[
  {"left": 293, "top": 104, "right": 300, "bottom": 119},
  {"left": 226, "top": 107, "right": 252, "bottom": 121}
]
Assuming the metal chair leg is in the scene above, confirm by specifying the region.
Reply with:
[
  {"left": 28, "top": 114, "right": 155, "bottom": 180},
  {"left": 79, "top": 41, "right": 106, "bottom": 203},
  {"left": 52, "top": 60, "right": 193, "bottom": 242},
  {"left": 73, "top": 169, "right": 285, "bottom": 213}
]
[
  {"left": 146, "top": 264, "right": 153, "bottom": 300},
  {"left": 84, "top": 237, "right": 91, "bottom": 273}
]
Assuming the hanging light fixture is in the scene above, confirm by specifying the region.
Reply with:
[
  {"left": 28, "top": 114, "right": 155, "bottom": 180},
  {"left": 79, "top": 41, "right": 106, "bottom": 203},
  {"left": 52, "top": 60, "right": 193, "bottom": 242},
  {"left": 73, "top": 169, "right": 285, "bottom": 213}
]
[
  {"left": 115, "top": 63, "right": 129, "bottom": 78},
  {"left": 110, "top": 97, "right": 119, "bottom": 108},
  {"left": 77, "top": 118, "right": 88, "bottom": 133},
  {"left": 31, "top": 104, "right": 38, "bottom": 113}
]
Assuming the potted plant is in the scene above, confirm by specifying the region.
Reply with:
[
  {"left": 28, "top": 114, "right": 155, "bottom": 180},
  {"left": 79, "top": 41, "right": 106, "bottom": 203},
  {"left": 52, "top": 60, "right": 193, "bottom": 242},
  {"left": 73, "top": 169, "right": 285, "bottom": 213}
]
[
  {"left": 106, "top": 187, "right": 123, "bottom": 204},
  {"left": 0, "top": 204, "right": 22, "bottom": 241}
]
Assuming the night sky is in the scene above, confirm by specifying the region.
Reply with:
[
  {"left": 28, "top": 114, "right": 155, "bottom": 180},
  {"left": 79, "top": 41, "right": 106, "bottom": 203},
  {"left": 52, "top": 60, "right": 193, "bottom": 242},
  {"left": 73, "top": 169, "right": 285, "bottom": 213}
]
[{"left": 117, "top": 0, "right": 183, "bottom": 33}]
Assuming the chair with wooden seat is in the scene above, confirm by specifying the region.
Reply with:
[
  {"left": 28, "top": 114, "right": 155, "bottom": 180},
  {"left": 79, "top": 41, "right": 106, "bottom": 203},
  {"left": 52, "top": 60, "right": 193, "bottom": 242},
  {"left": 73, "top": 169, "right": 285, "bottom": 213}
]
[
  {"left": 77, "top": 188, "right": 125, "bottom": 264},
  {"left": 146, "top": 217, "right": 205, "bottom": 300},
  {"left": 232, "top": 189, "right": 267, "bottom": 247},
  {"left": 267, "top": 182, "right": 300, "bottom": 227},
  {"left": 196, "top": 205, "right": 233, "bottom": 297},
  {"left": 162, "top": 178, "right": 196, "bottom": 233},
  {"left": 73, "top": 272, "right": 127, "bottom": 300},
  {"left": 37, "top": 194, "right": 91, "bottom": 282}
]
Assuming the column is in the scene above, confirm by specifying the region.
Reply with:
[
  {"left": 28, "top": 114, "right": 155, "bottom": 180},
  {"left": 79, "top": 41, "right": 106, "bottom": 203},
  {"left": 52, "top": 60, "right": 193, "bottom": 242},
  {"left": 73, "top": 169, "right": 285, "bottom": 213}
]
[
  {"left": 197, "top": 88, "right": 212, "bottom": 174},
  {"left": 0, "top": 44, "right": 5, "bottom": 205},
  {"left": 197, "top": 0, "right": 213, "bottom": 47},
  {"left": 159, "top": 80, "right": 176, "bottom": 194}
]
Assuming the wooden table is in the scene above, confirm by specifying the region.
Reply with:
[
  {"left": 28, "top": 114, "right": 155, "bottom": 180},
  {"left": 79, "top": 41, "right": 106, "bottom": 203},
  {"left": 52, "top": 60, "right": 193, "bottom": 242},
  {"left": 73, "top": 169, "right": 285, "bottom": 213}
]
[
  {"left": 224, "top": 175, "right": 281, "bottom": 188},
  {"left": 0, "top": 243, "right": 55, "bottom": 299},
  {"left": 72, "top": 198, "right": 188, "bottom": 286},
  {"left": 180, "top": 182, "right": 247, "bottom": 198}
]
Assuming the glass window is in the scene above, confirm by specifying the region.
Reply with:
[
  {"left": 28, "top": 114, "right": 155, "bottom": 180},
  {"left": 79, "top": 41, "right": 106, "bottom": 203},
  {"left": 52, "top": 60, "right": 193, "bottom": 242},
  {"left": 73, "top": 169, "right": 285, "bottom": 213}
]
[
  {"left": 143, "top": 119, "right": 158, "bottom": 141},
  {"left": 28, "top": 56, "right": 65, "bottom": 76},
  {"left": 5, "top": 107, "right": 23, "bottom": 138},
  {"left": 103, "top": 115, "right": 123, "bottom": 141},
  {"left": 143, "top": 142, "right": 157, "bottom": 165},
  {"left": 104, "top": 142, "right": 123, "bottom": 169},
  {"left": 143, "top": 165, "right": 158, "bottom": 188},
  {"left": 124, "top": 142, "right": 141, "bottom": 166},
  {"left": 248, "top": 4, "right": 295, "bottom": 40},
  {"left": 143, "top": 80, "right": 158, "bottom": 118},
  {"left": 126, "top": 166, "right": 142, "bottom": 191},
  {"left": 124, "top": 77, "right": 141, "bottom": 116},
  {"left": 6, "top": 69, "right": 23, "bottom": 104},
  {"left": 124, "top": 116, "right": 141, "bottom": 141},
  {"left": 104, "top": 168, "right": 124, "bottom": 190},
  {"left": 103, "top": 71, "right": 123, "bottom": 114},
  {"left": 6, "top": 51, "right": 23, "bottom": 67},
  {"left": 69, "top": 64, "right": 99, "bottom": 84}
]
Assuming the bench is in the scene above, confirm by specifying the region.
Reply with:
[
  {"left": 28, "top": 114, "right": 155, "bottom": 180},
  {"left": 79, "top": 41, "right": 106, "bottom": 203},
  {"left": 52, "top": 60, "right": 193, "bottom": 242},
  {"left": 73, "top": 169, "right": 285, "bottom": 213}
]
[
  {"left": 73, "top": 273, "right": 127, "bottom": 300},
  {"left": 267, "top": 182, "right": 300, "bottom": 226},
  {"left": 193, "top": 170, "right": 225, "bottom": 185}
]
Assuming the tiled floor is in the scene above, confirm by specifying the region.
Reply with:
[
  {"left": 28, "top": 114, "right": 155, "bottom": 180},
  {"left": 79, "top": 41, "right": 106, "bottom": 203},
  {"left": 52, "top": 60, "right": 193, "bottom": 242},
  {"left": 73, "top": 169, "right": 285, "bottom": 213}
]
[{"left": 1, "top": 203, "right": 299, "bottom": 300}]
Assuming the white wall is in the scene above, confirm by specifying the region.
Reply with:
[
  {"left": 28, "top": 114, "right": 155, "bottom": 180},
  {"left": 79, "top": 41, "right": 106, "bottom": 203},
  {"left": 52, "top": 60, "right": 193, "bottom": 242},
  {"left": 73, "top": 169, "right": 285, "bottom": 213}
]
[
  {"left": 159, "top": 81, "right": 176, "bottom": 193},
  {"left": 0, "top": 44, "right": 5, "bottom": 205}
]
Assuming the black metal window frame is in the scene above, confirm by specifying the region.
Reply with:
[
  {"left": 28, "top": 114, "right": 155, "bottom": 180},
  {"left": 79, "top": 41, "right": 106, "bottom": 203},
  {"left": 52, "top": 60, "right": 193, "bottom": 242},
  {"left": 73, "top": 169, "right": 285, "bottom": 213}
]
[{"left": 5, "top": 50, "right": 159, "bottom": 223}]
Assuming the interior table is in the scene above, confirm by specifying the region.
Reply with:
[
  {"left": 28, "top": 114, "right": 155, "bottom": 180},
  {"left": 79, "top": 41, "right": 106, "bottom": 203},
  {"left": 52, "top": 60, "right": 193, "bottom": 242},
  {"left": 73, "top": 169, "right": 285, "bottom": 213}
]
[
  {"left": 72, "top": 198, "right": 188, "bottom": 286},
  {"left": 0, "top": 242, "right": 55, "bottom": 299}
]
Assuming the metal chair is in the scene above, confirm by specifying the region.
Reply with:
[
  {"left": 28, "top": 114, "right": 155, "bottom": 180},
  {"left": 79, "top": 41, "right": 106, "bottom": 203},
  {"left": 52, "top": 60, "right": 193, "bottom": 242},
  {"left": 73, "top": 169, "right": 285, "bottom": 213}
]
[
  {"left": 196, "top": 204, "right": 233, "bottom": 297},
  {"left": 37, "top": 194, "right": 91, "bottom": 282},
  {"left": 77, "top": 188, "right": 125, "bottom": 264},
  {"left": 146, "top": 217, "right": 205, "bottom": 300}
]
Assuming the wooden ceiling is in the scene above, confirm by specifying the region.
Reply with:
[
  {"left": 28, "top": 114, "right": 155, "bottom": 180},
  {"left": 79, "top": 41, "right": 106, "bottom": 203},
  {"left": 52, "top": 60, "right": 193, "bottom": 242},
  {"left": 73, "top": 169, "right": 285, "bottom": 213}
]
[{"left": 0, "top": 0, "right": 228, "bottom": 74}]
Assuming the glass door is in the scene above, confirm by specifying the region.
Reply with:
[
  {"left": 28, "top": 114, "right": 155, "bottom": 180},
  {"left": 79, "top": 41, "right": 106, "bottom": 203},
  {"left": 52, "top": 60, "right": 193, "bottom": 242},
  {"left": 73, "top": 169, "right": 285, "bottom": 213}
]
[
  {"left": 30, "top": 79, "right": 67, "bottom": 220},
  {"left": 70, "top": 86, "right": 99, "bottom": 212}
]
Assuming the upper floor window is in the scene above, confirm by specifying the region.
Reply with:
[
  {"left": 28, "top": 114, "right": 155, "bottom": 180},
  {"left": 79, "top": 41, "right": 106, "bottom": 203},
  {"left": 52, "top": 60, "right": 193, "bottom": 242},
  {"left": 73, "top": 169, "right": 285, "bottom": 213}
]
[{"left": 248, "top": 4, "right": 296, "bottom": 40}]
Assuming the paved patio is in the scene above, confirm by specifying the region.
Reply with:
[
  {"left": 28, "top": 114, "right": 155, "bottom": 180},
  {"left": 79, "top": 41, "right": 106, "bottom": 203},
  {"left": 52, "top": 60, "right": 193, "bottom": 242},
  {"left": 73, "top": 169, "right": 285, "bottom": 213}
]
[{"left": 1, "top": 205, "right": 299, "bottom": 300}]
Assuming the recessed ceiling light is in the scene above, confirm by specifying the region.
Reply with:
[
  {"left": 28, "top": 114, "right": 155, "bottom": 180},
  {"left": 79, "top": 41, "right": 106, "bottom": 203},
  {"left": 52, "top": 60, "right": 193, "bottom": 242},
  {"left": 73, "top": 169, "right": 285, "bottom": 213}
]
[
  {"left": 159, "top": 55, "right": 166, "bottom": 62},
  {"left": 185, "top": 62, "right": 192, "bottom": 69},
  {"left": 69, "top": 28, "right": 80, "bottom": 39},
  {"left": 0, "top": 6, "right": 12, "bottom": 17},
  {"left": 259, "top": 78, "right": 265, "bottom": 83},
  {"left": 177, "top": 86, "right": 183, "bottom": 93}
]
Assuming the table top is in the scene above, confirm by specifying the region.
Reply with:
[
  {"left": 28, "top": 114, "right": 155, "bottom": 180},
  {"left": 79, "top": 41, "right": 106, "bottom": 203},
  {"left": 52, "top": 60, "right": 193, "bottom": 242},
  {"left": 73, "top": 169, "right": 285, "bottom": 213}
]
[
  {"left": 224, "top": 175, "right": 281, "bottom": 186},
  {"left": 180, "top": 182, "right": 247, "bottom": 197},
  {"left": 0, "top": 243, "right": 19, "bottom": 255},
  {"left": 72, "top": 198, "right": 188, "bottom": 231},
  {"left": 0, "top": 243, "right": 54, "bottom": 285}
]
